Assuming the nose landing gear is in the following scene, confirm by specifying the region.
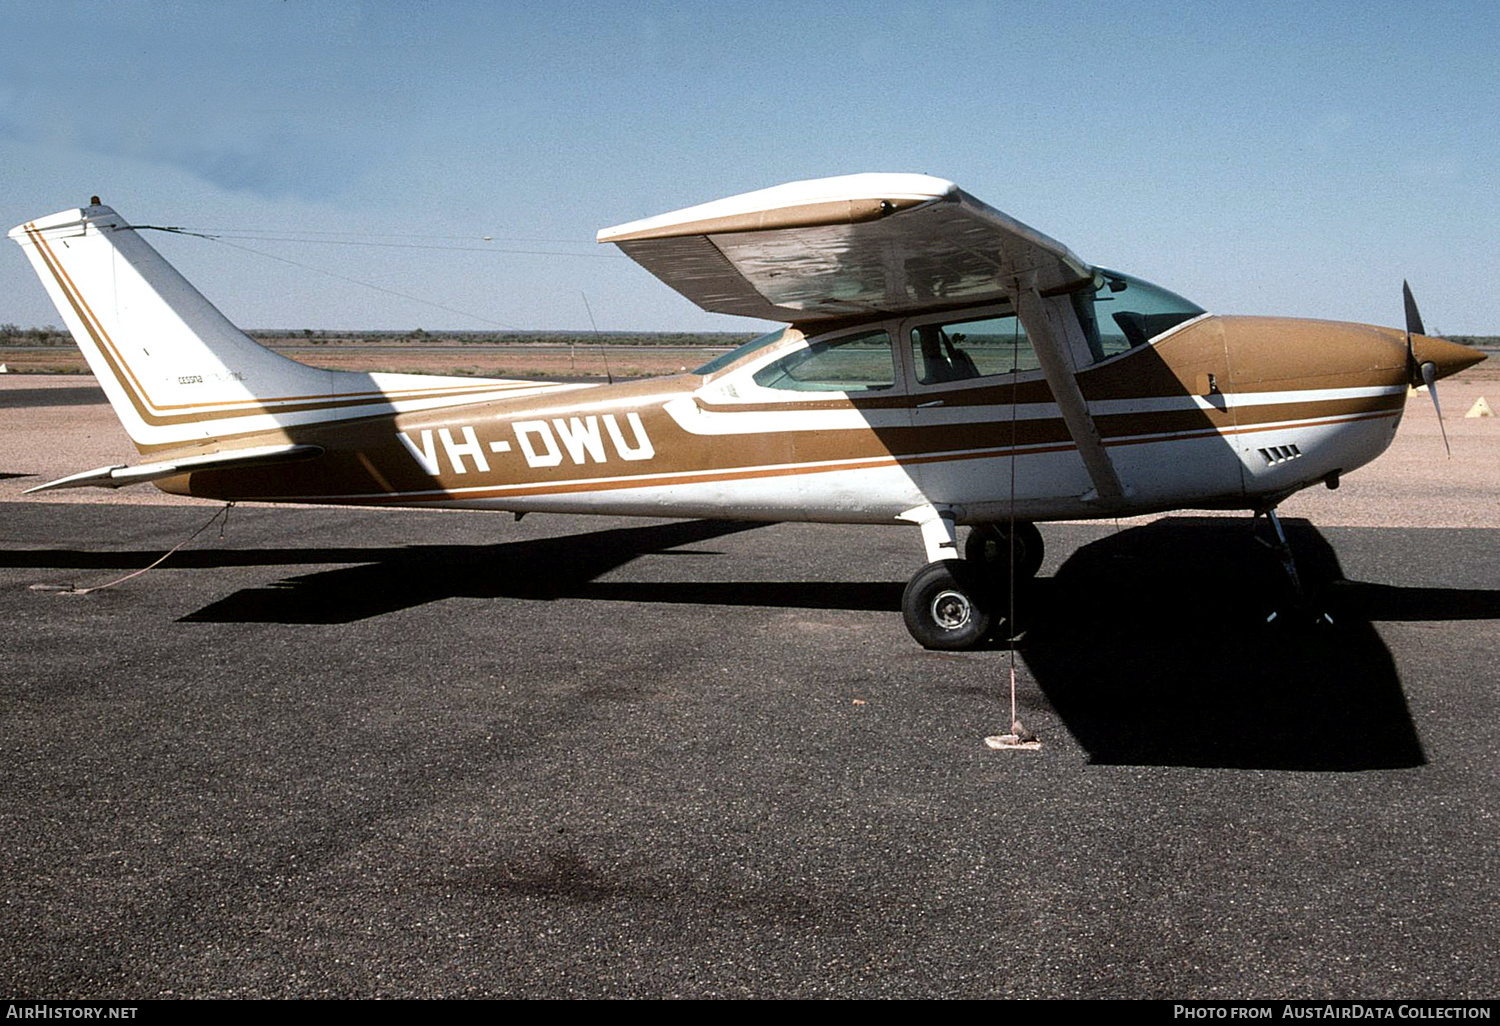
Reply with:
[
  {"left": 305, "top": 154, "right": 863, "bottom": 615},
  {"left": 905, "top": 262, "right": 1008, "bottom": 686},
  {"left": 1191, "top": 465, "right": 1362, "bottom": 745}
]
[{"left": 1257, "top": 506, "right": 1335, "bottom": 628}]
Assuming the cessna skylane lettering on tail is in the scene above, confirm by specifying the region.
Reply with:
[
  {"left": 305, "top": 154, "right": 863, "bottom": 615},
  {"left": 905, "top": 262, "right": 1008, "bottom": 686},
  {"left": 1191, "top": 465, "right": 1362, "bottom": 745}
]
[{"left": 10, "top": 174, "right": 1483, "bottom": 648}]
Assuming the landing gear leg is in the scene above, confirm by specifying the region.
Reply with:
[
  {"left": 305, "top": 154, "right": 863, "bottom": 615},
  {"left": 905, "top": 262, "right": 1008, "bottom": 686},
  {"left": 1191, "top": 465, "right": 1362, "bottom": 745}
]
[{"left": 1263, "top": 508, "right": 1303, "bottom": 599}]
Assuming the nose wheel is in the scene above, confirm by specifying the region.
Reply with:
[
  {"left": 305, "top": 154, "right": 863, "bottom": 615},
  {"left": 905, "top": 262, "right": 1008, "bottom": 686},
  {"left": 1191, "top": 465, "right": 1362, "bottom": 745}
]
[{"left": 902, "top": 559, "right": 994, "bottom": 650}]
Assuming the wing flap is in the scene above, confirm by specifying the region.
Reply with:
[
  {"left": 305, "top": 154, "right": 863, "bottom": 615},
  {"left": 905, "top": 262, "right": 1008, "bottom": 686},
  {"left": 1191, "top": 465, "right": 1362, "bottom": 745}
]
[{"left": 24, "top": 443, "right": 324, "bottom": 494}]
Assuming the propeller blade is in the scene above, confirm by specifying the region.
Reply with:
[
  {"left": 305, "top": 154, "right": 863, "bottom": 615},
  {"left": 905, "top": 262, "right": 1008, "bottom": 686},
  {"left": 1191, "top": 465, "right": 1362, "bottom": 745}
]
[
  {"left": 1402, "top": 280, "right": 1422, "bottom": 386},
  {"left": 1419, "top": 360, "right": 1452, "bottom": 457},
  {"left": 1402, "top": 279, "right": 1426, "bottom": 337}
]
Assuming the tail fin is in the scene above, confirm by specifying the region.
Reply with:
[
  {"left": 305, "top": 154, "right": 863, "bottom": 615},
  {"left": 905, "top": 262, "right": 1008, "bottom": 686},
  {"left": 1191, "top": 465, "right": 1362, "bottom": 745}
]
[
  {"left": 10, "top": 203, "right": 336, "bottom": 452},
  {"left": 13, "top": 203, "right": 580, "bottom": 461}
]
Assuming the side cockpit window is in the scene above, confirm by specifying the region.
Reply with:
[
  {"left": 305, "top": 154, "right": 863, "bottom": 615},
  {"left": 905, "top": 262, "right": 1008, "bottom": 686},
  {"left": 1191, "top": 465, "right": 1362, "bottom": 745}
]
[
  {"left": 1076, "top": 269, "right": 1206, "bottom": 362},
  {"left": 909, "top": 313, "right": 1037, "bottom": 384},
  {"left": 751, "top": 329, "right": 895, "bottom": 392}
]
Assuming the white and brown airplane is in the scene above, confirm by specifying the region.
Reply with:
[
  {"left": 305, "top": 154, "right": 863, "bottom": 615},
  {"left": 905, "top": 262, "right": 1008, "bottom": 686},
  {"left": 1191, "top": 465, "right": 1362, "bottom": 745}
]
[{"left": 10, "top": 173, "right": 1483, "bottom": 648}]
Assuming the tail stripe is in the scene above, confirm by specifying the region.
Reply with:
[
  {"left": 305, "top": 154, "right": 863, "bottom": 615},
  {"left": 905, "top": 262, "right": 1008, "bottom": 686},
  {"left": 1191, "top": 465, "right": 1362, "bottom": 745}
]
[{"left": 23, "top": 222, "right": 549, "bottom": 429}]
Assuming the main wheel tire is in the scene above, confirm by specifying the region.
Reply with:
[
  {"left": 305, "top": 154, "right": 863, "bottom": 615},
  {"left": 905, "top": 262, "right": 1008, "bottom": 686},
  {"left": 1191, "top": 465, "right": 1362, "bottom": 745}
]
[
  {"left": 965, "top": 521, "right": 1045, "bottom": 582},
  {"left": 902, "top": 559, "right": 993, "bottom": 650}
]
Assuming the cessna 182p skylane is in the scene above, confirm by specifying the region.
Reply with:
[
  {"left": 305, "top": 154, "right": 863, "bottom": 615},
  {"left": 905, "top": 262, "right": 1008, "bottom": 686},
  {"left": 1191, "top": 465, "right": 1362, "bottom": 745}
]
[{"left": 11, "top": 174, "right": 1483, "bottom": 648}]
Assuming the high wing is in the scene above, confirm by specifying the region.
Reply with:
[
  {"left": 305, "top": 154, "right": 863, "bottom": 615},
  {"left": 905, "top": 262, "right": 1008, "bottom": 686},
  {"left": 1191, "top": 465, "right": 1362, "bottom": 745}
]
[
  {"left": 597, "top": 173, "right": 1091, "bottom": 323},
  {"left": 602, "top": 173, "right": 1126, "bottom": 505}
]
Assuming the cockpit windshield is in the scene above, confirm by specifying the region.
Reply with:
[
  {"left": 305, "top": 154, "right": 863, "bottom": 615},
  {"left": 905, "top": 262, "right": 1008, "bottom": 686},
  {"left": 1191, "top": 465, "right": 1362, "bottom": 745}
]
[{"left": 1074, "top": 269, "right": 1205, "bottom": 362}]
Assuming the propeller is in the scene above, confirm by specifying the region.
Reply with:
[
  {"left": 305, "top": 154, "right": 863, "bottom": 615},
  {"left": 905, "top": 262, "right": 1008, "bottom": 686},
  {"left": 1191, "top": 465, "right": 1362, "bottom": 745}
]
[{"left": 1403, "top": 280, "right": 1451, "bottom": 457}]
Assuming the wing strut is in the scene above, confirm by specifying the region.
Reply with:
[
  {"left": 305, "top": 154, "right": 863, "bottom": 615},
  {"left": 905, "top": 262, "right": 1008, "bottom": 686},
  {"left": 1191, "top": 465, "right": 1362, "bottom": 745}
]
[{"left": 1010, "top": 280, "right": 1128, "bottom": 506}]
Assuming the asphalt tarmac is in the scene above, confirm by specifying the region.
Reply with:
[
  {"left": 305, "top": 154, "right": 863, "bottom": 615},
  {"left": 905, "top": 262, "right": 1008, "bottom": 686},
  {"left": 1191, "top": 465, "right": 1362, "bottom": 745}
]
[
  {"left": 1, "top": 375, "right": 1497, "bottom": 998},
  {"left": 2, "top": 500, "right": 1497, "bottom": 999}
]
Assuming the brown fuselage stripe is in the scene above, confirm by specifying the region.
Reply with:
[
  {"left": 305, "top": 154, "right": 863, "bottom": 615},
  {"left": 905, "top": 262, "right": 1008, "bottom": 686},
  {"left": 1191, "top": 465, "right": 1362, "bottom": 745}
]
[{"left": 211, "top": 406, "right": 1399, "bottom": 506}]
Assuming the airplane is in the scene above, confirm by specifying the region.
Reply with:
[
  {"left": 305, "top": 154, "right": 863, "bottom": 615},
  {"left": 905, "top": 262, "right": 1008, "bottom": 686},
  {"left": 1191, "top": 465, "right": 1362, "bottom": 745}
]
[{"left": 9, "top": 173, "right": 1484, "bottom": 649}]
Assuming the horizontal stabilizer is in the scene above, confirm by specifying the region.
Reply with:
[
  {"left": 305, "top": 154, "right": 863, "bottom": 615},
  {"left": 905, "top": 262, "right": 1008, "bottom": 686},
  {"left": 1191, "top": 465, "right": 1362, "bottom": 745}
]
[{"left": 24, "top": 443, "right": 324, "bottom": 494}]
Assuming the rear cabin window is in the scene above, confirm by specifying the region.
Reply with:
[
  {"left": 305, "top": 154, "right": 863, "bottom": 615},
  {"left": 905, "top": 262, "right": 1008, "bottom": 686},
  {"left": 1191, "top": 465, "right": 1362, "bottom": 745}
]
[
  {"left": 694, "top": 327, "right": 788, "bottom": 375},
  {"left": 752, "top": 329, "right": 895, "bottom": 392}
]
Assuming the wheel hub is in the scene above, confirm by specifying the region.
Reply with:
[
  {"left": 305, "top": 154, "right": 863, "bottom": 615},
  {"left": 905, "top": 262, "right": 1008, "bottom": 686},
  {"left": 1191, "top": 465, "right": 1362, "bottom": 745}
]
[{"left": 930, "top": 589, "right": 972, "bottom": 630}]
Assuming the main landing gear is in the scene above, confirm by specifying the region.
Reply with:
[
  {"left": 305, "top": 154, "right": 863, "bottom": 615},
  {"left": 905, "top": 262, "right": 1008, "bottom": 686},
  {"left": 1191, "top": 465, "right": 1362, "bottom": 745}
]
[
  {"left": 900, "top": 518, "right": 1046, "bottom": 650},
  {"left": 903, "top": 559, "right": 993, "bottom": 650}
]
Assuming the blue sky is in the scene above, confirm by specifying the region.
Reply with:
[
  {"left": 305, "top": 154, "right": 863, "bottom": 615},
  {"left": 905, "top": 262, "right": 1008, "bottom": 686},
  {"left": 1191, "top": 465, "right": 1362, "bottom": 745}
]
[{"left": 3, "top": 0, "right": 1497, "bottom": 333}]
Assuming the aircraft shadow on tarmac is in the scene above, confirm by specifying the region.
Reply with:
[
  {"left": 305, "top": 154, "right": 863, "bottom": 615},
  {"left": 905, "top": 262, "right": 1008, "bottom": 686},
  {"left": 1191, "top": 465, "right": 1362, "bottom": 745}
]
[
  {"left": 9, "top": 515, "right": 1498, "bottom": 771},
  {"left": 165, "top": 518, "right": 786, "bottom": 621},
  {"left": 6, "top": 518, "right": 903, "bottom": 617},
  {"left": 1010, "top": 516, "right": 1498, "bottom": 771},
  {"left": 188, "top": 514, "right": 1499, "bottom": 772}
]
